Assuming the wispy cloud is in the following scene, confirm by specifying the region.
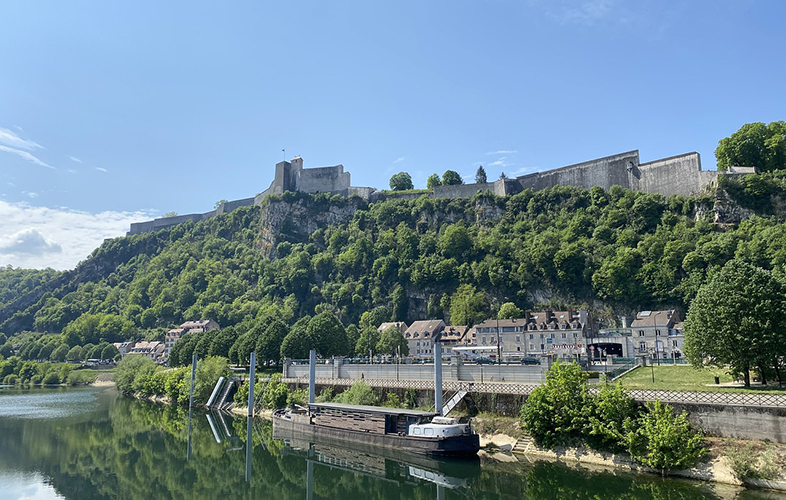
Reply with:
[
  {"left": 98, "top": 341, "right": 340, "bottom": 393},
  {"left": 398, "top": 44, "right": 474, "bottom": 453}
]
[
  {"left": 95, "top": 167, "right": 107, "bottom": 173},
  {"left": 0, "top": 201, "right": 155, "bottom": 270},
  {"left": 25, "top": 192, "right": 38, "bottom": 199},
  {"left": 529, "top": 0, "right": 614, "bottom": 26},
  {"left": 0, "top": 145, "right": 55, "bottom": 169},
  {"left": 393, "top": 156, "right": 405, "bottom": 164},
  {"left": 0, "top": 128, "right": 43, "bottom": 151},
  {"left": 486, "top": 150, "right": 517, "bottom": 155},
  {"left": 69, "top": 156, "right": 83, "bottom": 163}
]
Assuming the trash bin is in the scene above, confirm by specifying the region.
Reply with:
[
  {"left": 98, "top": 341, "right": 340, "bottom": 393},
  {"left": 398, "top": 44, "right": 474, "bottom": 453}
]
[{"left": 714, "top": 376, "right": 720, "bottom": 385}]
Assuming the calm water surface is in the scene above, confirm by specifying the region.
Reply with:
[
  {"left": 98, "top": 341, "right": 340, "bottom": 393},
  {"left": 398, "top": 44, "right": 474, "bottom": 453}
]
[{"left": 0, "top": 386, "right": 782, "bottom": 500}]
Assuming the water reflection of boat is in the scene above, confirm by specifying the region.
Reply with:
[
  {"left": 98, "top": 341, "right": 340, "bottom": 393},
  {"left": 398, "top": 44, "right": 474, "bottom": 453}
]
[{"left": 273, "top": 424, "right": 480, "bottom": 490}]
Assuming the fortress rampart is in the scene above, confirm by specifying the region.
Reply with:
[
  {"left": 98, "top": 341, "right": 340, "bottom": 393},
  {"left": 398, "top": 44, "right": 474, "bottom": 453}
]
[{"left": 127, "top": 151, "right": 756, "bottom": 235}]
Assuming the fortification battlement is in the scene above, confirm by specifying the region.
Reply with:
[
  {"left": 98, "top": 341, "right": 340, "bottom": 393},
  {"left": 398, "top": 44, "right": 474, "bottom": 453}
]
[{"left": 127, "top": 151, "right": 758, "bottom": 235}]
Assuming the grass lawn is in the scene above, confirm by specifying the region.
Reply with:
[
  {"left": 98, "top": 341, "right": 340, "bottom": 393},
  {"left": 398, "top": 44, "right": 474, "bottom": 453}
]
[{"left": 617, "top": 365, "right": 786, "bottom": 394}]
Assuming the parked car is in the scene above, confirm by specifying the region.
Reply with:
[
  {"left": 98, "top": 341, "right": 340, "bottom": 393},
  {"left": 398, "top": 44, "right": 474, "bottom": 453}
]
[
  {"left": 520, "top": 357, "right": 541, "bottom": 365},
  {"left": 476, "top": 357, "right": 495, "bottom": 365}
]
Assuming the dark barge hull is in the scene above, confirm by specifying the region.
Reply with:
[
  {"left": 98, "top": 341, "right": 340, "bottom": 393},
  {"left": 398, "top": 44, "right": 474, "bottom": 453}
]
[{"left": 272, "top": 413, "right": 480, "bottom": 457}]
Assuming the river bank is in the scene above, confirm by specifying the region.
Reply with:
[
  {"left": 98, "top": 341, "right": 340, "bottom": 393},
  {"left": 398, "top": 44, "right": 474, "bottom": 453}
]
[{"left": 472, "top": 421, "right": 786, "bottom": 492}]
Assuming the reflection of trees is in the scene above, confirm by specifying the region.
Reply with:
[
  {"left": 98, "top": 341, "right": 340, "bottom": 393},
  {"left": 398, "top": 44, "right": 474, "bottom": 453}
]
[{"left": 0, "top": 393, "right": 752, "bottom": 500}]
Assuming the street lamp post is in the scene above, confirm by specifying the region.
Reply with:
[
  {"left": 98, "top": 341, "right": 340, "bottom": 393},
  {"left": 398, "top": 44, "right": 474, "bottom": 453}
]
[{"left": 649, "top": 349, "right": 655, "bottom": 384}]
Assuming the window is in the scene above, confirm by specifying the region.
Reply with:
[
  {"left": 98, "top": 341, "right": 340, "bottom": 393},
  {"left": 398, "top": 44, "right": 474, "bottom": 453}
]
[
  {"left": 482, "top": 337, "right": 486, "bottom": 345},
  {"left": 639, "top": 341, "right": 646, "bottom": 352},
  {"left": 672, "top": 340, "right": 678, "bottom": 347},
  {"left": 529, "top": 334, "right": 534, "bottom": 340},
  {"left": 638, "top": 330, "right": 645, "bottom": 337},
  {"left": 529, "top": 343, "right": 535, "bottom": 350},
  {"left": 417, "top": 341, "right": 420, "bottom": 346},
  {"left": 515, "top": 335, "right": 521, "bottom": 343},
  {"left": 561, "top": 333, "right": 567, "bottom": 339},
  {"left": 655, "top": 330, "right": 661, "bottom": 336},
  {"left": 517, "top": 346, "right": 521, "bottom": 351}
]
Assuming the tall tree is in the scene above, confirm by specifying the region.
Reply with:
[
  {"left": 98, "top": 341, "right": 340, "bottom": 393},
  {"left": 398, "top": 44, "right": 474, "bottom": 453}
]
[
  {"left": 389, "top": 172, "right": 414, "bottom": 191},
  {"left": 426, "top": 173, "right": 442, "bottom": 189},
  {"left": 715, "top": 121, "right": 786, "bottom": 172},
  {"left": 448, "top": 284, "right": 487, "bottom": 326},
  {"left": 684, "top": 259, "right": 786, "bottom": 386},
  {"left": 475, "top": 165, "right": 487, "bottom": 184},
  {"left": 376, "top": 325, "right": 408, "bottom": 356},
  {"left": 442, "top": 170, "right": 463, "bottom": 186},
  {"left": 306, "top": 312, "right": 349, "bottom": 357}
]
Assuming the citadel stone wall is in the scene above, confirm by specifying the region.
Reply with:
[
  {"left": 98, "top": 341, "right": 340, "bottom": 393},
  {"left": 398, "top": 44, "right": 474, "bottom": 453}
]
[{"left": 128, "top": 151, "right": 757, "bottom": 235}]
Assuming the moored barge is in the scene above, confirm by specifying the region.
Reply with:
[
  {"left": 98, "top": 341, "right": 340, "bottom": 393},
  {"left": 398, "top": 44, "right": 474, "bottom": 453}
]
[{"left": 273, "top": 402, "right": 480, "bottom": 457}]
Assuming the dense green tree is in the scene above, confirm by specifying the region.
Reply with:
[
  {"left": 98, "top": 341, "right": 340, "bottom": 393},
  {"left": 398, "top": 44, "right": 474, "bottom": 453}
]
[
  {"left": 448, "top": 284, "right": 486, "bottom": 326},
  {"left": 441, "top": 170, "right": 463, "bottom": 186},
  {"left": 389, "top": 172, "right": 414, "bottom": 191},
  {"left": 100, "top": 344, "right": 120, "bottom": 361},
  {"left": 426, "top": 173, "right": 441, "bottom": 189},
  {"left": 498, "top": 302, "right": 524, "bottom": 319},
  {"left": 376, "top": 325, "right": 408, "bottom": 356},
  {"left": 684, "top": 259, "right": 786, "bottom": 386},
  {"left": 208, "top": 328, "right": 237, "bottom": 358},
  {"left": 475, "top": 165, "right": 487, "bottom": 184},
  {"left": 50, "top": 344, "right": 69, "bottom": 362},
  {"left": 280, "top": 316, "right": 311, "bottom": 359},
  {"left": 355, "top": 325, "right": 380, "bottom": 357},
  {"left": 715, "top": 121, "right": 786, "bottom": 172},
  {"left": 0, "top": 342, "right": 13, "bottom": 358},
  {"left": 257, "top": 320, "right": 287, "bottom": 365},
  {"left": 65, "top": 345, "right": 83, "bottom": 362},
  {"left": 306, "top": 312, "right": 349, "bottom": 357}
]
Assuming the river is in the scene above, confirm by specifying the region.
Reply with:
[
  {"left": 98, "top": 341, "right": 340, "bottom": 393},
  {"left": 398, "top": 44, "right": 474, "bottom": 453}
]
[{"left": 0, "top": 386, "right": 782, "bottom": 500}]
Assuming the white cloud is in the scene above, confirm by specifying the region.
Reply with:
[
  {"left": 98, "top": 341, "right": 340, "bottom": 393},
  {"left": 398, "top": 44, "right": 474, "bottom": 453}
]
[
  {"left": 95, "top": 167, "right": 107, "bottom": 172},
  {"left": 0, "top": 201, "right": 155, "bottom": 270},
  {"left": 69, "top": 156, "right": 83, "bottom": 163},
  {"left": 393, "top": 157, "right": 405, "bottom": 163},
  {"left": 26, "top": 192, "right": 38, "bottom": 199},
  {"left": 486, "top": 150, "right": 517, "bottom": 155},
  {"left": 0, "top": 128, "right": 43, "bottom": 151},
  {"left": 0, "top": 145, "right": 55, "bottom": 169},
  {"left": 0, "top": 228, "right": 62, "bottom": 256}
]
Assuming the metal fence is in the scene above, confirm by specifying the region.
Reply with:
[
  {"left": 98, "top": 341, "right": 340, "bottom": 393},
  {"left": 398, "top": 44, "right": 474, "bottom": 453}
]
[{"left": 281, "top": 377, "right": 786, "bottom": 409}]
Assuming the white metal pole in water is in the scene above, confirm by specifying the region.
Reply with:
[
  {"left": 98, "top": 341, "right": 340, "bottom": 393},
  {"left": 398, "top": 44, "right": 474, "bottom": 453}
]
[
  {"left": 188, "top": 354, "right": 197, "bottom": 410},
  {"left": 434, "top": 342, "right": 443, "bottom": 415},
  {"left": 248, "top": 352, "right": 256, "bottom": 417},
  {"left": 308, "top": 349, "right": 316, "bottom": 404}
]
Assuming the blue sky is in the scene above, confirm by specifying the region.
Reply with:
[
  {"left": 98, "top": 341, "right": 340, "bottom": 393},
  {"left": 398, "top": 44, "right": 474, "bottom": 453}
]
[{"left": 1, "top": 0, "right": 784, "bottom": 269}]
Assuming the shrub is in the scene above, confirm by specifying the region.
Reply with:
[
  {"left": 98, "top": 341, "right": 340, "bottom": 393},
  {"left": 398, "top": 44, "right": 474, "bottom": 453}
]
[
  {"left": 583, "top": 382, "right": 639, "bottom": 452},
  {"left": 30, "top": 374, "right": 43, "bottom": 385},
  {"left": 193, "top": 356, "right": 229, "bottom": 405},
  {"left": 42, "top": 372, "right": 60, "bottom": 385},
  {"left": 626, "top": 400, "right": 705, "bottom": 472},
  {"left": 262, "top": 374, "right": 290, "bottom": 409},
  {"left": 404, "top": 388, "right": 418, "bottom": 409},
  {"left": 66, "top": 370, "right": 97, "bottom": 386},
  {"left": 164, "top": 368, "right": 189, "bottom": 404},
  {"left": 115, "top": 356, "right": 157, "bottom": 393},
  {"left": 381, "top": 392, "right": 403, "bottom": 408},
  {"left": 287, "top": 388, "right": 309, "bottom": 408},
  {"left": 315, "top": 387, "right": 334, "bottom": 403},
  {"left": 336, "top": 380, "right": 378, "bottom": 406},
  {"left": 520, "top": 361, "right": 589, "bottom": 447},
  {"left": 726, "top": 442, "right": 781, "bottom": 480},
  {"left": 3, "top": 374, "right": 18, "bottom": 385}
]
